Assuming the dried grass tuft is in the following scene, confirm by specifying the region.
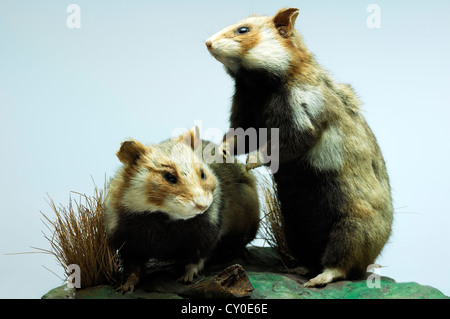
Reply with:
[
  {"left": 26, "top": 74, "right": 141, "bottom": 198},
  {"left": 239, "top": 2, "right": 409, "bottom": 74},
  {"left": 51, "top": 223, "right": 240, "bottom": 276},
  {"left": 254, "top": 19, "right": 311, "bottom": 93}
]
[
  {"left": 38, "top": 183, "right": 121, "bottom": 288},
  {"left": 255, "top": 171, "right": 296, "bottom": 266}
]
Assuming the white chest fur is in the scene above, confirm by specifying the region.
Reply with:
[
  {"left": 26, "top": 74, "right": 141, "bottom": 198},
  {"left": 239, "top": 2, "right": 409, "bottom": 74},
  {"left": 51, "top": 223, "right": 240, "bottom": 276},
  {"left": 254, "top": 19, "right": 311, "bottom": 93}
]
[
  {"left": 289, "top": 85, "right": 344, "bottom": 171},
  {"left": 289, "top": 85, "right": 324, "bottom": 132}
]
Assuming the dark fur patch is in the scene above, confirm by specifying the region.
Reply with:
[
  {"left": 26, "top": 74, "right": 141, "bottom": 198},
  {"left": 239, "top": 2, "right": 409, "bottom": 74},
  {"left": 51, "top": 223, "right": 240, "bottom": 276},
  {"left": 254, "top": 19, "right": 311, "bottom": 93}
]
[
  {"left": 230, "top": 69, "right": 318, "bottom": 161},
  {"left": 109, "top": 208, "right": 221, "bottom": 269},
  {"left": 273, "top": 159, "right": 346, "bottom": 269}
]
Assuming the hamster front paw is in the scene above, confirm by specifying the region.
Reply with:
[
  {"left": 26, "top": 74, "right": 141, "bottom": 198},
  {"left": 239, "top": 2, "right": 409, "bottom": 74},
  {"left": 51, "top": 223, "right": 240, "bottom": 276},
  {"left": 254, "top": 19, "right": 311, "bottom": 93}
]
[
  {"left": 121, "top": 272, "right": 140, "bottom": 293},
  {"left": 246, "top": 151, "right": 263, "bottom": 171},
  {"left": 178, "top": 260, "right": 205, "bottom": 284}
]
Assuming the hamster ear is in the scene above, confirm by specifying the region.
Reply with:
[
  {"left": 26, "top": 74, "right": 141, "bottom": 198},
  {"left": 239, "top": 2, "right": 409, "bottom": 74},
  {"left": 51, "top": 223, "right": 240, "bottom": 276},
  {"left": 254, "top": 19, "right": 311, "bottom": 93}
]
[
  {"left": 273, "top": 8, "right": 299, "bottom": 37},
  {"left": 117, "top": 139, "right": 148, "bottom": 166},
  {"left": 180, "top": 126, "right": 201, "bottom": 151}
]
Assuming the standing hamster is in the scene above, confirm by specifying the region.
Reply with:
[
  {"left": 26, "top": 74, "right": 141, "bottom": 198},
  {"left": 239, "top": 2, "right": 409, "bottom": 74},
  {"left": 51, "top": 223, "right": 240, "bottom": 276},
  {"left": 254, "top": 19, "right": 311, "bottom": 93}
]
[
  {"left": 206, "top": 8, "right": 393, "bottom": 287},
  {"left": 103, "top": 127, "right": 260, "bottom": 292}
]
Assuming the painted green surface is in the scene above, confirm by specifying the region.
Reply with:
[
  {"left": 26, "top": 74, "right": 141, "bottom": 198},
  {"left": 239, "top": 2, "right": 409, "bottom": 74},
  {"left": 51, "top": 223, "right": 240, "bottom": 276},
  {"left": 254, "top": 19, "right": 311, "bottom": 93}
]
[
  {"left": 247, "top": 272, "right": 449, "bottom": 299},
  {"left": 41, "top": 247, "right": 449, "bottom": 299},
  {"left": 43, "top": 273, "right": 448, "bottom": 299}
]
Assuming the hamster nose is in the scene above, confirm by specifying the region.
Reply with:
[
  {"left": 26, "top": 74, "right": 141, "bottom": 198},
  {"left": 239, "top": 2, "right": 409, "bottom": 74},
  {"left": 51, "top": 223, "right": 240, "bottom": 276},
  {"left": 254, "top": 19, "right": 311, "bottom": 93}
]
[
  {"left": 194, "top": 197, "right": 210, "bottom": 211},
  {"left": 195, "top": 202, "right": 208, "bottom": 211},
  {"left": 205, "top": 40, "right": 212, "bottom": 49}
]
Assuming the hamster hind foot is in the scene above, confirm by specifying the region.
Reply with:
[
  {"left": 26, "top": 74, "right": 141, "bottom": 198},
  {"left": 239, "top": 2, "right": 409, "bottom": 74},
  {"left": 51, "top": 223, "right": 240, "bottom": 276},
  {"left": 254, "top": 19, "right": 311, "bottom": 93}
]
[{"left": 303, "top": 268, "right": 346, "bottom": 288}]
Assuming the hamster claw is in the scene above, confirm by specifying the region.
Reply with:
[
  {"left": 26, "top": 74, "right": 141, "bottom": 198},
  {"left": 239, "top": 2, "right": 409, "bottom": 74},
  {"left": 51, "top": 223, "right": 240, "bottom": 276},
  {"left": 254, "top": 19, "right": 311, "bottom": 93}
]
[
  {"left": 178, "top": 261, "right": 204, "bottom": 284},
  {"left": 177, "top": 272, "right": 197, "bottom": 284},
  {"left": 303, "top": 268, "right": 345, "bottom": 288}
]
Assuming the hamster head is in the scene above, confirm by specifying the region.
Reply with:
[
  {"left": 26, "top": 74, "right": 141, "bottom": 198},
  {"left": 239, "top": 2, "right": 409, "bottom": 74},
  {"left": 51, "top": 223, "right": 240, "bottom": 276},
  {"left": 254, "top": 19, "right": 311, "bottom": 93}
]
[
  {"left": 206, "top": 8, "right": 306, "bottom": 76},
  {"left": 116, "top": 126, "right": 217, "bottom": 220}
]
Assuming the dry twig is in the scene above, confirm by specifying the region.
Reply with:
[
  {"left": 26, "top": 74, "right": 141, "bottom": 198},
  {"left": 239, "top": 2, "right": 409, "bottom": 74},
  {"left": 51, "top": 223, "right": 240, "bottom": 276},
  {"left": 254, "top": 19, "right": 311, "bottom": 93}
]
[{"left": 255, "top": 170, "right": 296, "bottom": 266}]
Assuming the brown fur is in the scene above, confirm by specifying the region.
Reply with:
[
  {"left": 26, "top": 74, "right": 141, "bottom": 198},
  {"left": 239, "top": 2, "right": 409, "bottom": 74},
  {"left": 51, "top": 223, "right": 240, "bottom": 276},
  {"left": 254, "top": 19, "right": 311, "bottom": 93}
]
[{"left": 206, "top": 8, "right": 393, "bottom": 287}]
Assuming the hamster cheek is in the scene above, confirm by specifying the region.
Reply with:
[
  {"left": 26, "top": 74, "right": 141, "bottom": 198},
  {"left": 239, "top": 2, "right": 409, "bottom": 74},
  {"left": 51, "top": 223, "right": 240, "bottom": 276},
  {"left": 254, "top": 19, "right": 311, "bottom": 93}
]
[{"left": 244, "top": 27, "right": 290, "bottom": 73}]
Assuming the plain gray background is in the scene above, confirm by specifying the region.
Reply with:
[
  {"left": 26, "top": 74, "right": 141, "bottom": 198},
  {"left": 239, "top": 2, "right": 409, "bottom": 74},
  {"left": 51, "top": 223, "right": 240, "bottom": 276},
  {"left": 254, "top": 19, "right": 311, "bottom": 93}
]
[{"left": 0, "top": 0, "right": 449, "bottom": 298}]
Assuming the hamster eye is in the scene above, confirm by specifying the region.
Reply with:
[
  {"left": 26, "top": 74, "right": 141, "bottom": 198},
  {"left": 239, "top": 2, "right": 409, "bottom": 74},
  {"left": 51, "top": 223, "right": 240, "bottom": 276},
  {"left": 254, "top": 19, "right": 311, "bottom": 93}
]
[
  {"left": 236, "top": 26, "right": 250, "bottom": 34},
  {"left": 163, "top": 172, "right": 177, "bottom": 184},
  {"left": 200, "top": 169, "right": 206, "bottom": 180}
]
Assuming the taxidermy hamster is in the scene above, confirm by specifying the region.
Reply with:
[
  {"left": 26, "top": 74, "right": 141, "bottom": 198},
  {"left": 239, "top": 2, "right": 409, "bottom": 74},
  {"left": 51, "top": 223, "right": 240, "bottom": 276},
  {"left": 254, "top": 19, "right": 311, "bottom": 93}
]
[
  {"left": 103, "top": 127, "right": 260, "bottom": 292},
  {"left": 206, "top": 8, "right": 393, "bottom": 287}
]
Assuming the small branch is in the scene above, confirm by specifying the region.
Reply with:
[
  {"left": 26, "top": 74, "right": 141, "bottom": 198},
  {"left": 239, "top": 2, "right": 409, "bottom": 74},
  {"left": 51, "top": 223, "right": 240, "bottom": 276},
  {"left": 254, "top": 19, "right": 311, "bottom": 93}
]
[{"left": 180, "top": 264, "right": 254, "bottom": 299}]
